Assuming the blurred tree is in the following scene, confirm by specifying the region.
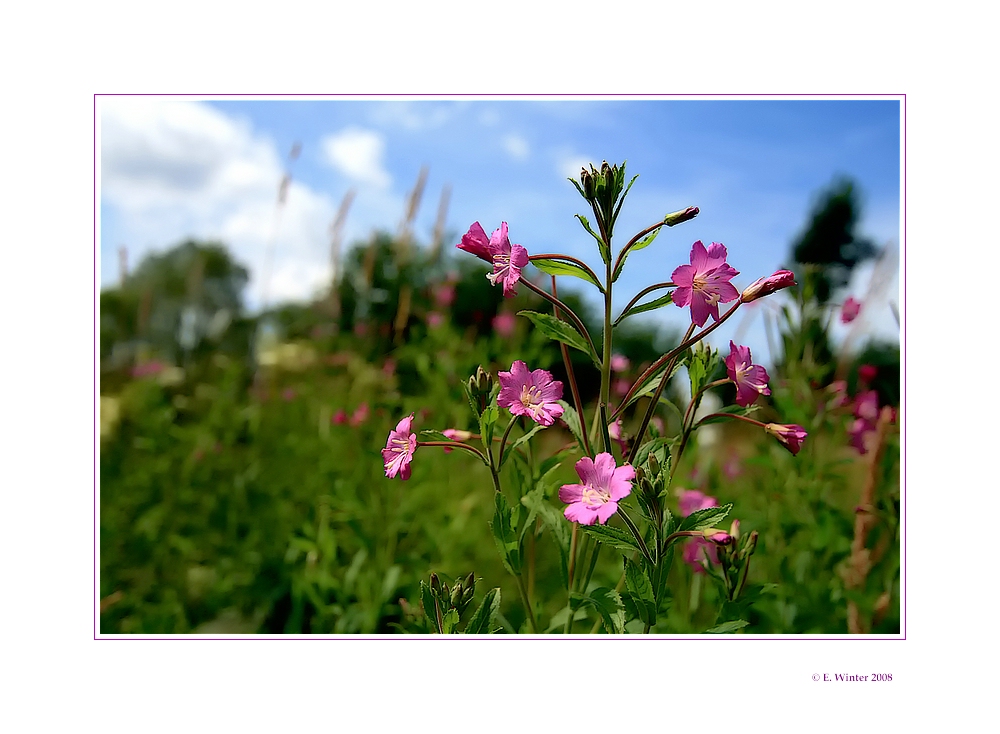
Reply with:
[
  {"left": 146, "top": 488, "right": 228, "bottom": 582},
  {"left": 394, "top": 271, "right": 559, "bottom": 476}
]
[
  {"left": 100, "top": 240, "right": 251, "bottom": 364},
  {"left": 791, "top": 178, "right": 878, "bottom": 304},
  {"left": 779, "top": 179, "right": 880, "bottom": 384}
]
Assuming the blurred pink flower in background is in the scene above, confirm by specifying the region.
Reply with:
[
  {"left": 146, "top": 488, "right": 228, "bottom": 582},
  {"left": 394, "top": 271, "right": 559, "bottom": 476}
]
[
  {"left": 382, "top": 359, "right": 396, "bottom": 378},
  {"left": 433, "top": 284, "right": 456, "bottom": 308},
  {"left": 132, "top": 361, "right": 165, "bottom": 378},
  {"left": 498, "top": 360, "right": 564, "bottom": 426},
  {"left": 331, "top": 409, "right": 348, "bottom": 425},
  {"left": 722, "top": 451, "right": 742, "bottom": 480},
  {"left": 671, "top": 241, "right": 740, "bottom": 327},
  {"left": 281, "top": 388, "right": 296, "bottom": 402},
  {"left": 559, "top": 453, "right": 634, "bottom": 525},
  {"left": 610, "top": 354, "right": 630, "bottom": 373},
  {"left": 382, "top": 414, "right": 417, "bottom": 480},
  {"left": 350, "top": 403, "right": 370, "bottom": 427},
  {"left": 678, "top": 489, "right": 721, "bottom": 573},
  {"left": 613, "top": 378, "right": 631, "bottom": 398},
  {"left": 841, "top": 297, "right": 862, "bottom": 324},
  {"left": 854, "top": 390, "right": 879, "bottom": 426},
  {"left": 858, "top": 364, "right": 878, "bottom": 384},
  {"left": 426, "top": 312, "right": 445, "bottom": 329},
  {"left": 492, "top": 311, "right": 517, "bottom": 337},
  {"left": 608, "top": 419, "right": 628, "bottom": 454}
]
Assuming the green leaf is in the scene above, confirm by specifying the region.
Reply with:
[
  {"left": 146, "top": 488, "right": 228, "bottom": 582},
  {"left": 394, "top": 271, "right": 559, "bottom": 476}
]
[
  {"left": 705, "top": 619, "right": 749, "bottom": 634},
  {"left": 419, "top": 429, "right": 452, "bottom": 442},
  {"left": 623, "top": 360, "right": 683, "bottom": 412},
  {"left": 462, "top": 380, "right": 481, "bottom": 419},
  {"left": 441, "top": 608, "right": 460, "bottom": 634},
  {"left": 517, "top": 310, "right": 598, "bottom": 366},
  {"left": 531, "top": 257, "right": 604, "bottom": 292},
  {"left": 479, "top": 404, "right": 499, "bottom": 447},
  {"left": 419, "top": 581, "right": 441, "bottom": 633},
  {"left": 579, "top": 523, "right": 640, "bottom": 554},
  {"left": 695, "top": 404, "right": 761, "bottom": 426},
  {"left": 500, "top": 423, "right": 544, "bottom": 469},
  {"left": 612, "top": 226, "right": 660, "bottom": 282},
  {"left": 678, "top": 503, "right": 733, "bottom": 533},
  {"left": 489, "top": 493, "right": 521, "bottom": 575},
  {"left": 521, "top": 488, "right": 571, "bottom": 584},
  {"left": 624, "top": 559, "right": 656, "bottom": 625},
  {"left": 615, "top": 292, "right": 673, "bottom": 325},
  {"left": 587, "top": 587, "right": 626, "bottom": 634},
  {"left": 556, "top": 400, "right": 586, "bottom": 450},
  {"left": 464, "top": 588, "right": 501, "bottom": 634},
  {"left": 575, "top": 214, "right": 609, "bottom": 263}
]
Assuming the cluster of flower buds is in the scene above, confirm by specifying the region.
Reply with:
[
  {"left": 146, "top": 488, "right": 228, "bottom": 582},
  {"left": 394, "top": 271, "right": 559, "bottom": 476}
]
[
  {"left": 424, "top": 572, "right": 478, "bottom": 630},
  {"left": 467, "top": 365, "right": 497, "bottom": 415},
  {"left": 711, "top": 520, "right": 759, "bottom": 602},
  {"left": 572, "top": 160, "right": 632, "bottom": 246}
]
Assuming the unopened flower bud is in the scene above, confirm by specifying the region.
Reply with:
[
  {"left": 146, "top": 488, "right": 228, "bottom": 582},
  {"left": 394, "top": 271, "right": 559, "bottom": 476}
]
[
  {"left": 580, "top": 168, "right": 595, "bottom": 199},
  {"left": 647, "top": 452, "right": 660, "bottom": 477},
  {"left": 764, "top": 423, "right": 808, "bottom": 456},
  {"left": 634, "top": 465, "right": 646, "bottom": 484},
  {"left": 709, "top": 531, "right": 732, "bottom": 546},
  {"left": 740, "top": 269, "right": 796, "bottom": 303},
  {"left": 430, "top": 573, "right": 442, "bottom": 596},
  {"left": 663, "top": 206, "right": 700, "bottom": 227},
  {"left": 746, "top": 530, "right": 759, "bottom": 555},
  {"left": 450, "top": 581, "right": 463, "bottom": 607},
  {"left": 729, "top": 519, "right": 740, "bottom": 540}
]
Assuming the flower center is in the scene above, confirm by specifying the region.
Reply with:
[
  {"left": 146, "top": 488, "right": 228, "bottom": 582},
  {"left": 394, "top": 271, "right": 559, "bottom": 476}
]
[
  {"left": 581, "top": 485, "right": 611, "bottom": 508},
  {"left": 519, "top": 384, "right": 545, "bottom": 418},
  {"left": 735, "top": 362, "right": 766, "bottom": 392},
  {"left": 391, "top": 437, "right": 410, "bottom": 454},
  {"left": 692, "top": 275, "right": 721, "bottom": 307},
  {"left": 487, "top": 253, "right": 512, "bottom": 285}
]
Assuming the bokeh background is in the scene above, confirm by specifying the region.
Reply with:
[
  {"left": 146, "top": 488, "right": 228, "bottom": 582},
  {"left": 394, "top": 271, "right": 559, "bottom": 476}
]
[{"left": 98, "top": 98, "right": 900, "bottom": 634}]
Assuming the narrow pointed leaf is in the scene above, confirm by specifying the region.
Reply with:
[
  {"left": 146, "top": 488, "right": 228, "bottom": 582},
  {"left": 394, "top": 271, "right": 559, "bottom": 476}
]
[
  {"left": 464, "top": 588, "right": 501, "bottom": 634},
  {"left": 531, "top": 257, "right": 604, "bottom": 292},
  {"left": 517, "top": 310, "right": 599, "bottom": 366}
]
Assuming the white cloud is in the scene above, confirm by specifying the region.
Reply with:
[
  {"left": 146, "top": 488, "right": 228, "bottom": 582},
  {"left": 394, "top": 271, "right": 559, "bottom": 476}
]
[
  {"left": 556, "top": 152, "right": 597, "bottom": 182},
  {"left": 100, "top": 99, "right": 338, "bottom": 311},
  {"left": 502, "top": 134, "right": 530, "bottom": 161},
  {"left": 320, "top": 127, "right": 392, "bottom": 189}
]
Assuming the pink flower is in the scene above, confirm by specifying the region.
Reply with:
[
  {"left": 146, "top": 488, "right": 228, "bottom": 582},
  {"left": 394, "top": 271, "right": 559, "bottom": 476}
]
[
  {"left": 724, "top": 341, "right": 771, "bottom": 408},
  {"left": 492, "top": 311, "right": 517, "bottom": 337},
  {"left": 858, "top": 364, "right": 877, "bottom": 384},
  {"left": 456, "top": 221, "right": 530, "bottom": 297},
  {"left": 677, "top": 490, "right": 720, "bottom": 572},
  {"left": 382, "top": 359, "right": 396, "bottom": 378},
  {"left": 841, "top": 297, "right": 862, "bottom": 324},
  {"left": 723, "top": 452, "right": 742, "bottom": 480},
  {"left": 678, "top": 489, "right": 717, "bottom": 517},
  {"left": 828, "top": 380, "right": 850, "bottom": 408},
  {"left": 854, "top": 390, "right": 879, "bottom": 426},
  {"left": 485, "top": 223, "right": 529, "bottom": 297},
  {"left": 559, "top": 453, "right": 634, "bottom": 525},
  {"left": 456, "top": 222, "right": 494, "bottom": 262},
  {"left": 350, "top": 403, "right": 370, "bottom": 427},
  {"left": 613, "top": 378, "right": 630, "bottom": 398},
  {"left": 610, "top": 354, "right": 630, "bottom": 373},
  {"left": 848, "top": 417, "right": 873, "bottom": 454},
  {"left": 441, "top": 428, "right": 473, "bottom": 454},
  {"left": 332, "top": 409, "right": 348, "bottom": 425},
  {"left": 740, "top": 269, "right": 796, "bottom": 303},
  {"left": 683, "top": 538, "right": 718, "bottom": 573},
  {"left": 131, "top": 360, "right": 165, "bottom": 378},
  {"left": 497, "top": 360, "right": 564, "bottom": 426},
  {"left": 671, "top": 241, "right": 741, "bottom": 327},
  {"left": 426, "top": 312, "right": 445, "bottom": 329},
  {"left": 764, "top": 423, "right": 808, "bottom": 455},
  {"left": 282, "top": 388, "right": 296, "bottom": 401},
  {"left": 382, "top": 413, "right": 417, "bottom": 480}
]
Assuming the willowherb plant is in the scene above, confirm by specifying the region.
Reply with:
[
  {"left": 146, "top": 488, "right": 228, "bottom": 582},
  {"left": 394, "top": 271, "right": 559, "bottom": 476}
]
[{"left": 383, "top": 161, "right": 805, "bottom": 634}]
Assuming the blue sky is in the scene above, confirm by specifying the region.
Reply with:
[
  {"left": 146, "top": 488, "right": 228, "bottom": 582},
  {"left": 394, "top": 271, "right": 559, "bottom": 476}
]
[{"left": 99, "top": 97, "right": 900, "bottom": 362}]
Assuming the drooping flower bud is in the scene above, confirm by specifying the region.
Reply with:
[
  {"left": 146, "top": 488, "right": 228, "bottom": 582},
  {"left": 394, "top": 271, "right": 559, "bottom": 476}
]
[
  {"left": 663, "top": 206, "right": 700, "bottom": 227},
  {"left": 740, "top": 269, "right": 796, "bottom": 303}
]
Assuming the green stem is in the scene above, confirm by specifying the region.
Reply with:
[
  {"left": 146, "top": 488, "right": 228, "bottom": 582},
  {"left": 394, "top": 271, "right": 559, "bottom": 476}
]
[
  {"left": 514, "top": 572, "right": 538, "bottom": 633},
  {"left": 613, "top": 301, "right": 743, "bottom": 420},
  {"left": 600, "top": 245, "right": 613, "bottom": 453},
  {"left": 495, "top": 415, "right": 518, "bottom": 468},
  {"left": 418, "top": 441, "right": 489, "bottom": 465},
  {"left": 520, "top": 278, "right": 600, "bottom": 361},
  {"left": 564, "top": 525, "right": 579, "bottom": 635},
  {"left": 550, "top": 275, "right": 592, "bottom": 456},
  {"left": 618, "top": 508, "right": 653, "bottom": 566},
  {"left": 625, "top": 323, "right": 696, "bottom": 464}
]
